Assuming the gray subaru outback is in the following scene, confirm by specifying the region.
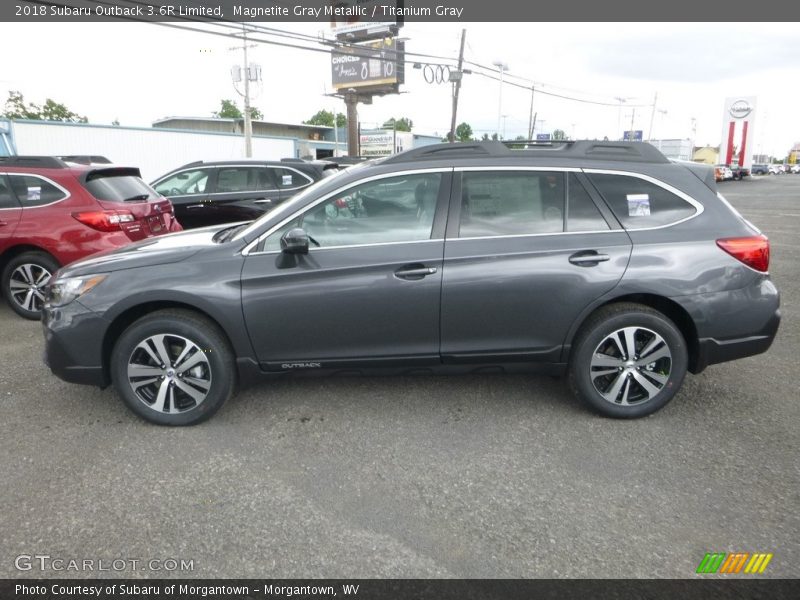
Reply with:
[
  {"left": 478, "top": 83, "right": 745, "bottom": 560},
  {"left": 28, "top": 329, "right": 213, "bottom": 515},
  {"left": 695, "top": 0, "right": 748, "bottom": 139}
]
[{"left": 42, "top": 141, "right": 780, "bottom": 425}]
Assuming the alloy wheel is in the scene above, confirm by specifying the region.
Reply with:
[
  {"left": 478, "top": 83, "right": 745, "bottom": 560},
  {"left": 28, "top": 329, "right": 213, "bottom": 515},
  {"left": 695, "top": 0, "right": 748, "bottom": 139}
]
[
  {"left": 127, "top": 334, "right": 212, "bottom": 415},
  {"left": 8, "top": 263, "right": 52, "bottom": 313},
  {"left": 589, "top": 326, "right": 673, "bottom": 406}
]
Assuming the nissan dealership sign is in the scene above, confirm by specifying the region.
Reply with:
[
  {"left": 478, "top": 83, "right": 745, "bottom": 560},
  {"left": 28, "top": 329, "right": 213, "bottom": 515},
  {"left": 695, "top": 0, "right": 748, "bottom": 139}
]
[{"left": 720, "top": 96, "right": 757, "bottom": 170}]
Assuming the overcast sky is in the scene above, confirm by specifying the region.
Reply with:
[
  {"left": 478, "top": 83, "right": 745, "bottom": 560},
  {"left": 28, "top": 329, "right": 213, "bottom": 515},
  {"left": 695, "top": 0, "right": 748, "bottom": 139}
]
[{"left": 1, "top": 21, "right": 798, "bottom": 157}]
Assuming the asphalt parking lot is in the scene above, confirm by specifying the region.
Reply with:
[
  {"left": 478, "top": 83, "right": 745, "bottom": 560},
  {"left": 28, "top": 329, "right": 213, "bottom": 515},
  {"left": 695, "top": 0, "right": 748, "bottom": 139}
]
[{"left": 1, "top": 175, "right": 798, "bottom": 579}]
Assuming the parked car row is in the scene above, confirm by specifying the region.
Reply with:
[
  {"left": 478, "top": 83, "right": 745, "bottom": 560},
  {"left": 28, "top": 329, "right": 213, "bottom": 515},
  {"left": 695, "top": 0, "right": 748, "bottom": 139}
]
[
  {"left": 0, "top": 155, "right": 342, "bottom": 318},
  {"left": 750, "top": 163, "right": 800, "bottom": 175},
  {"left": 38, "top": 141, "right": 780, "bottom": 425}
]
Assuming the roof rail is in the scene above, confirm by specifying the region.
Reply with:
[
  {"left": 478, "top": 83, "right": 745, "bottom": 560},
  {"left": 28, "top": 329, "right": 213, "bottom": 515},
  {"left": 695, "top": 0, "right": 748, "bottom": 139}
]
[
  {"left": 0, "top": 156, "right": 68, "bottom": 169},
  {"left": 381, "top": 140, "right": 670, "bottom": 164}
]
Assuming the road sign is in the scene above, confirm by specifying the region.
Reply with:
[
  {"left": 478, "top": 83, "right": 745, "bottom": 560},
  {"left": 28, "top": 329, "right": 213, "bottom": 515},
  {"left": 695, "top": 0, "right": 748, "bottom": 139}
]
[
  {"left": 623, "top": 130, "right": 643, "bottom": 141},
  {"left": 536, "top": 133, "right": 551, "bottom": 141}
]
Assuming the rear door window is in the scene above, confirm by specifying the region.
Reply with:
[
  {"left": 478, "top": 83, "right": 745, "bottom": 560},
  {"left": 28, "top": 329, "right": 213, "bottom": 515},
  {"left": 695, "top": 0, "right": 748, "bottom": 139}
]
[
  {"left": 0, "top": 175, "right": 19, "bottom": 209},
  {"left": 216, "top": 167, "right": 276, "bottom": 193},
  {"left": 567, "top": 173, "right": 610, "bottom": 232},
  {"left": 586, "top": 173, "right": 697, "bottom": 228},
  {"left": 459, "top": 171, "right": 565, "bottom": 237},
  {"left": 8, "top": 174, "right": 68, "bottom": 207}
]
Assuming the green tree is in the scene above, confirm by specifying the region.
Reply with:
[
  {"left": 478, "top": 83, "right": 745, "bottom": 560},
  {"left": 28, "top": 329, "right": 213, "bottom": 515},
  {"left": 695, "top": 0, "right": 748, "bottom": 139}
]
[
  {"left": 552, "top": 129, "right": 566, "bottom": 141},
  {"left": 213, "top": 99, "right": 262, "bottom": 120},
  {"left": 304, "top": 109, "right": 346, "bottom": 128},
  {"left": 455, "top": 122, "right": 473, "bottom": 142},
  {"left": 384, "top": 117, "right": 412, "bottom": 132},
  {"left": 2, "top": 90, "right": 87, "bottom": 122}
]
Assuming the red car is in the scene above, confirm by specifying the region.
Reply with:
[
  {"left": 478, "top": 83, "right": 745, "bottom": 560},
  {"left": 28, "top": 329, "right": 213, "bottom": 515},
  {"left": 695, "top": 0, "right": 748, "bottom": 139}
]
[{"left": 0, "top": 156, "right": 181, "bottom": 319}]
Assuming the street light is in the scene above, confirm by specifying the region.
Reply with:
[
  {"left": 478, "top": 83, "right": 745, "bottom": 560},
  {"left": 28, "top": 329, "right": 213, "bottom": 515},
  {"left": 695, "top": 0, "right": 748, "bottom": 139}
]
[
  {"left": 614, "top": 96, "right": 628, "bottom": 141},
  {"left": 493, "top": 60, "right": 508, "bottom": 138}
]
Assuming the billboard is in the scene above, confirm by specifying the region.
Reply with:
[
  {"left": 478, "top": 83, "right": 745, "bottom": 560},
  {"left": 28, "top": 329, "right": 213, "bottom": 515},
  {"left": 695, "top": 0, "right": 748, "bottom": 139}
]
[
  {"left": 720, "top": 96, "right": 757, "bottom": 169},
  {"left": 332, "top": 38, "right": 404, "bottom": 92},
  {"left": 329, "top": 1, "right": 402, "bottom": 41}
]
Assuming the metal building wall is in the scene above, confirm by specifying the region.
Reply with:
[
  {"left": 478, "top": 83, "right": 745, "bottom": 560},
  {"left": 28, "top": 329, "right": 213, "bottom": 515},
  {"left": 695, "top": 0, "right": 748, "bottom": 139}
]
[{"left": 10, "top": 120, "right": 295, "bottom": 181}]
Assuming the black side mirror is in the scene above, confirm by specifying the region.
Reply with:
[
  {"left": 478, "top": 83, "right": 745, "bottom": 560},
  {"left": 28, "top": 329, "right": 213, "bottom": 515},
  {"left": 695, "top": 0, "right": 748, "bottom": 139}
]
[{"left": 280, "top": 228, "right": 310, "bottom": 255}]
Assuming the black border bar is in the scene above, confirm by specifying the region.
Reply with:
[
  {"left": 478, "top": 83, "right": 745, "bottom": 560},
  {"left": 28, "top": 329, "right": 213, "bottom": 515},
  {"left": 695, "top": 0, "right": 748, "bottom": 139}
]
[
  {"left": 5, "top": 0, "right": 800, "bottom": 22},
  {"left": 3, "top": 579, "right": 800, "bottom": 600}
]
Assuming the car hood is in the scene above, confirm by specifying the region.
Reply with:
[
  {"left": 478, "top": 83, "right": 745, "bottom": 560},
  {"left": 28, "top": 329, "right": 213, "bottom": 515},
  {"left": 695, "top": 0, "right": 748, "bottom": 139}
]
[{"left": 56, "top": 225, "right": 237, "bottom": 278}]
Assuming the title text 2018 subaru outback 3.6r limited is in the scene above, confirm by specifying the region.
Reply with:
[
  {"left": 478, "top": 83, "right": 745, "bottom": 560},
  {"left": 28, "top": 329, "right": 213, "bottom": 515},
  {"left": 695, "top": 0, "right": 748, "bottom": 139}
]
[{"left": 42, "top": 141, "right": 780, "bottom": 425}]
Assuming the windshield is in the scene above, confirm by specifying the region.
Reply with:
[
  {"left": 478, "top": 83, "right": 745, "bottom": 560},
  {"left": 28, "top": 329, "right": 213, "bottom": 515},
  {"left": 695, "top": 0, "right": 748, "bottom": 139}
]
[{"left": 232, "top": 165, "right": 357, "bottom": 241}]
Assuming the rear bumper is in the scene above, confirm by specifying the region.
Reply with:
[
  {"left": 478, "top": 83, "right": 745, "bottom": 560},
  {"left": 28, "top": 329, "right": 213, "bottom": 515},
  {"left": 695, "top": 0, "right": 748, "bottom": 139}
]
[{"left": 693, "top": 308, "right": 780, "bottom": 373}]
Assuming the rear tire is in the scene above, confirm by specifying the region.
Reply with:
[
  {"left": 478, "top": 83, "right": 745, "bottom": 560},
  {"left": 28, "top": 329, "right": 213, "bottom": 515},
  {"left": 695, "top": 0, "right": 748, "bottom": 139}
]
[
  {"left": 568, "top": 303, "right": 688, "bottom": 418},
  {"left": 110, "top": 309, "right": 236, "bottom": 426},
  {"left": 1, "top": 251, "right": 59, "bottom": 320}
]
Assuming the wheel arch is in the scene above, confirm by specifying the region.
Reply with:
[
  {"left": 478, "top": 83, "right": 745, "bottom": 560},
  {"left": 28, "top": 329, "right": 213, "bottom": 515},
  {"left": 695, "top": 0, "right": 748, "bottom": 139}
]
[
  {"left": 565, "top": 293, "right": 701, "bottom": 373},
  {"left": 101, "top": 300, "right": 238, "bottom": 385},
  {"left": 0, "top": 244, "right": 61, "bottom": 274}
]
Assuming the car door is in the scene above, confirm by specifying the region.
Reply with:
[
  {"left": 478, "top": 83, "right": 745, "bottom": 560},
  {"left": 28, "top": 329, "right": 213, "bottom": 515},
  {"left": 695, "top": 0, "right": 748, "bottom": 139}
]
[
  {"left": 152, "top": 166, "right": 215, "bottom": 229},
  {"left": 0, "top": 174, "right": 22, "bottom": 252},
  {"left": 240, "top": 170, "right": 451, "bottom": 370},
  {"left": 213, "top": 166, "right": 282, "bottom": 223},
  {"left": 440, "top": 169, "right": 632, "bottom": 364}
]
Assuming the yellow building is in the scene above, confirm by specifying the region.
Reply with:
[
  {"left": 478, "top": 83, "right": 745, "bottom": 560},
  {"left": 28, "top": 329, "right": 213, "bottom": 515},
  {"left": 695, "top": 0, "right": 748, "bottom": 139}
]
[
  {"left": 692, "top": 146, "right": 719, "bottom": 165},
  {"left": 789, "top": 142, "right": 800, "bottom": 164}
]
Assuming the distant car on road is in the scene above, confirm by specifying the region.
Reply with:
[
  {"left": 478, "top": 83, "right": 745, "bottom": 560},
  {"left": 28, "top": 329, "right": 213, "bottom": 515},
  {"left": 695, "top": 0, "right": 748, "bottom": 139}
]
[
  {"left": 768, "top": 165, "right": 783, "bottom": 175},
  {"left": 0, "top": 156, "right": 180, "bottom": 319},
  {"left": 751, "top": 164, "right": 769, "bottom": 175},
  {"left": 151, "top": 159, "right": 341, "bottom": 229}
]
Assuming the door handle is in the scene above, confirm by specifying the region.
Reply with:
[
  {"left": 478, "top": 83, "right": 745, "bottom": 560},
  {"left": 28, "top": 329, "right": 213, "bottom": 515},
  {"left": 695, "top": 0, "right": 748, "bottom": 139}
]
[
  {"left": 0, "top": 220, "right": 7, "bottom": 227},
  {"left": 394, "top": 265, "right": 438, "bottom": 280},
  {"left": 569, "top": 251, "right": 610, "bottom": 266},
  {"left": 186, "top": 204, "right": 205, "bottom": 209}
]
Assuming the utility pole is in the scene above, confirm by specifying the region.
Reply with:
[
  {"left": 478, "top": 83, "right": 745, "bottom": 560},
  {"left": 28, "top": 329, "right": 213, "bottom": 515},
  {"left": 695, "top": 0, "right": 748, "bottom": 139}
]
[
  {"left": 230, "top": 24, "right": 259, "bottom": 158},
  {"left": 448, "top": 28, "right": 467, "bottom": 143},
  {"left": 493, "top": 61, "right": 508, "bottom": 138},
  {"left": 647, "top": 92, "right": 658, "bottom": 141},
  {"left": 333, "top": 106, "right": 339, "bottom": 157},
  {"left": 614, "top": 96, "right": 627, "bottom": 140},
  {"left": 629, "top": 108, "right": 636, "bottom": 142},
  {"left": 242, "top": 27, "right": 253, "bottom": 157},
  {"left": 345, "top": 92, "right": 359, "bottom": 157},
  {"left": 527, "top": 87, "right": 535, "bottom": 139}
]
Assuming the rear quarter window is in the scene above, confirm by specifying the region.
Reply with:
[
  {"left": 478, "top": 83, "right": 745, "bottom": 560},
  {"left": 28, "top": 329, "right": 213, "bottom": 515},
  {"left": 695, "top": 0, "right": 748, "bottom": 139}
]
[
  {"left": 587, "top": 173, "right": 697, "bottom": 228},
  {"left": 8, "top": 174, "right": 68, "bottom": 206}
]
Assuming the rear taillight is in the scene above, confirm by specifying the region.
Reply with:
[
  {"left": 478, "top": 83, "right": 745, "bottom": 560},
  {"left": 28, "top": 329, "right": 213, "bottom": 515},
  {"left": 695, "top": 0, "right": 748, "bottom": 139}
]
[
  {"left": 716, "top": 235, "right": 770, "bottom": 272},
  {"left": 72, "top": 210, "right": 135, "bottom": 232}
]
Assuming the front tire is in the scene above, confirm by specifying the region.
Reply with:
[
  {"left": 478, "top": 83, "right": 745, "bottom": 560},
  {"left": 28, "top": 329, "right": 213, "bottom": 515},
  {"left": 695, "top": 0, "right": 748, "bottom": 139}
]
[
  {"left": 1, "top": 251, "right": 59, "bottom": 319},
  {"left": 568, "top": 303, "right": 688, "bottom": 418},
  {"left": 110, "top": 309, "right": 236, "bottom": 425}
]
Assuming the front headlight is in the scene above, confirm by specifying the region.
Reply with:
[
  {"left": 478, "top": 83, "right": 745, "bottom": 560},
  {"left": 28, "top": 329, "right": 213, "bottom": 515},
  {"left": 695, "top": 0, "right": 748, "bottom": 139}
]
[{"left": 47, "top": 274, "right": 107, "bottom": 308}]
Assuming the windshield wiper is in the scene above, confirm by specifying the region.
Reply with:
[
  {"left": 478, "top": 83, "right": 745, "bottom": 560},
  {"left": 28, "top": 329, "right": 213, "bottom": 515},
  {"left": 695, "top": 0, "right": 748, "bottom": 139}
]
[{"left": 123, "top": 194, "right": 150, "bottom": 202}]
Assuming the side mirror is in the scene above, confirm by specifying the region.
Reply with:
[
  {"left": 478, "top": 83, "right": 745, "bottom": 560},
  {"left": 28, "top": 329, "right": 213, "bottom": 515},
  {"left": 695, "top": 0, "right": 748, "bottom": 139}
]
[{"left": 280, "top": 228, "right": 310, "bottom": 255}]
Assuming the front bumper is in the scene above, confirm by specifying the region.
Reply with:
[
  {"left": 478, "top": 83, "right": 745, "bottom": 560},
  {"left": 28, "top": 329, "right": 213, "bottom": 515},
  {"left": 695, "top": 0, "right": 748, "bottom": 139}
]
[{"left": 42, "top": 301, "right": 110, "bottom": 388}]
